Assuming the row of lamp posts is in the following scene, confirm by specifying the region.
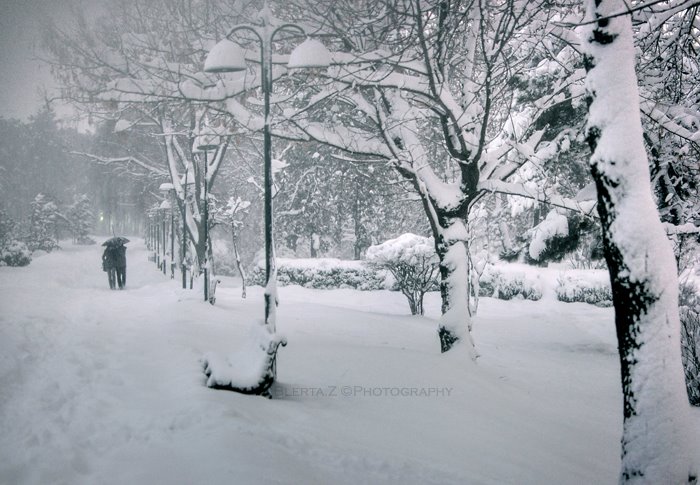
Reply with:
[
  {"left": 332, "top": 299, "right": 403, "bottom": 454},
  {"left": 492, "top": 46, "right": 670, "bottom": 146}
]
[{"left": 147, "top": 145, "right": 212, "bottom": 303}]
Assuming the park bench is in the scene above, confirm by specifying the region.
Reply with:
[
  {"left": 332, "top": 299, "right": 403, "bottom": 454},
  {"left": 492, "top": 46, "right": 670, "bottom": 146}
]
[{"left": 202, "top": 329, "right": 287, "bottom": 398}]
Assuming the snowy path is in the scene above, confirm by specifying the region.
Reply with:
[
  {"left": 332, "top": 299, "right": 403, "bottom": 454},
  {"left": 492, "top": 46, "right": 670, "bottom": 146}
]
[{"left": 0, "top": 239, "right": 655, "bottom": 484}]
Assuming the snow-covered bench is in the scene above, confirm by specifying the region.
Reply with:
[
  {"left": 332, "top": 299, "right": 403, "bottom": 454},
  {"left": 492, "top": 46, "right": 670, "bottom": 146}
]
[{"left": 201, "top": 327, "right": 287, "bottom": 398}]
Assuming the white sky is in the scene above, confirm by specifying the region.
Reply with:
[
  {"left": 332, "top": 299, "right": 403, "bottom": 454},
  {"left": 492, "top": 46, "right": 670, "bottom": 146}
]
[{"left": 0, "top": 0, "right": 102, "bottom": 121}]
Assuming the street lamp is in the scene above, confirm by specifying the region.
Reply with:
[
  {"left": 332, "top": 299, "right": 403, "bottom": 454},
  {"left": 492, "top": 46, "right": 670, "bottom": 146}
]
[
  {"left": 159, "top": 199, "right": 171, "bottom": 275},
  {"left": 160, "top": 183, "right": 176, "bottom": 279},
  {"left": 193, "top": 131, "right": 220, "bottom": 303},
  {"left": 180, "top": 168, "right": 196, "bottom": 289},
  {"left": 203, "top": 12, "right": 332, "bottom": 332}
]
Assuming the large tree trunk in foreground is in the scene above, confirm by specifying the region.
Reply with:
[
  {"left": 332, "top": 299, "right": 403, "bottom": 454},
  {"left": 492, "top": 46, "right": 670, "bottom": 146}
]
[
  {"left": 434, "top": 217, "right": 476, "bottom": 356},
  {"left": 583, "top": 1, "right": 698, "bottom": 482}
]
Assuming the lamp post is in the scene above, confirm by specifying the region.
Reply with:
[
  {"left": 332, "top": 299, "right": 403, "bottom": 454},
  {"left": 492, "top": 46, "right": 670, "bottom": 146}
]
[
  {"left": 204, "top": 10, "right": 331, "bottom": 331},
  {"left": 194, "top": 132, "right": 220, "bottom": 303},
  {"left": 155, "top": 208, "right": 161, "bottom": 269},
  {"left": 159, "top": 199, "right": 171, "bottom": 275},
  {"left": 180, "top": 168, "right": 196, "bottom": 289},
  {"left": 160, "top": 183, "right": 176, "bottom": 279}
]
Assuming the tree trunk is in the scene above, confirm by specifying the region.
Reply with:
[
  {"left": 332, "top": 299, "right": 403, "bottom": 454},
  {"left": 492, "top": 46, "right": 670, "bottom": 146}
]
[
  {"left": 583, "top": 1, "right": 697, "bottom": 481},
  {"left": 231, "top": 223, "right": 246, "bottom": 299},
  {"left": 433, "top": 217, "right": 476, "bottom": 356},
  {"left": 310, "top": 232, "right": 319, "bottom": 258}
]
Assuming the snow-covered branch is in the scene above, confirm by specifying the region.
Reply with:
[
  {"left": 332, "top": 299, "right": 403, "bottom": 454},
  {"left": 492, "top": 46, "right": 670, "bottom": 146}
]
[
  {"left": 70, "top": 151, "right": 168, "bottom": 176},
  {"left": 478, "top": 180, "right": 598, "bottom": 216}
]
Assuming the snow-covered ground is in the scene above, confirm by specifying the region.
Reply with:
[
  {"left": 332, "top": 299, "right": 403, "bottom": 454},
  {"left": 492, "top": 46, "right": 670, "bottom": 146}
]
[{"left": 0, "top": 239, "right": 693, "bottom": 484}]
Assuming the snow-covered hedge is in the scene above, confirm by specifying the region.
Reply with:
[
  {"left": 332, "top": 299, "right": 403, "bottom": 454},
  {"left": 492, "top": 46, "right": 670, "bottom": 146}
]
[
  {"left": 555, "top": 270, "right": 612, "bottom": 306},
  {"left": 248, "top": 258, "right": 387, "bottom": 290},
  {"left": 479, "top": 265, "right": 543, "bottom": 301},
  {"left": 0, "top": 240, "right": 32, "bottom": 267},
  {"left": 246, "top": 257, "right": 622, "bottom": 311}
]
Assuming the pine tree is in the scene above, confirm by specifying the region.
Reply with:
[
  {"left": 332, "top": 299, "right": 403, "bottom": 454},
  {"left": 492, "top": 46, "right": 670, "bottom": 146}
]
[
  {"left": 68, "top": 194, "right": 95, "bottom": 244},
  {"left": 27, "top": 194, "right": 60, "bottom": 252}
]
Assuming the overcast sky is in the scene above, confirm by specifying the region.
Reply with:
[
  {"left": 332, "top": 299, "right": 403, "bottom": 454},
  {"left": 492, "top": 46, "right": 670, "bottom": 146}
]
[{"left": 0, "top": 0, "right": 102, "bottom": 121}]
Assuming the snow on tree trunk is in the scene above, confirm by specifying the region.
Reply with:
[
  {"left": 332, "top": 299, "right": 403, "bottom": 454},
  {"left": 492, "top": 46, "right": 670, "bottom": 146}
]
[
  {"left": 582, "top": 1, "right": 698, "bottom": 482},
  {"left": 231, "top": 223, "right": 247, "bottom": 299},
  {"left": 435, "top": 218, "right": 476, "bottom": 357}
]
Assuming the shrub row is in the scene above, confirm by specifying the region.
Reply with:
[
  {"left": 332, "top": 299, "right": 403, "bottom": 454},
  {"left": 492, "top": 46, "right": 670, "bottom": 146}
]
[
  {"left": 248, "top": 258, "right": 388, "bottom": 291},
  {"left": 555, "top": 270, "right": 612, "bottom": 306},
  {"left": 479, "top": 265, "right": 543, "bottom": 301},
  {"left": 247, "top": 258, "right": 621, "bottom": 307}
]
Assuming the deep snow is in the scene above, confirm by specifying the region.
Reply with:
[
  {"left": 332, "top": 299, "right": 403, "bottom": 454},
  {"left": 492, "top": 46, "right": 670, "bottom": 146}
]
[{"left": 0, "top": 239, "right": 695, "bottom": 484}]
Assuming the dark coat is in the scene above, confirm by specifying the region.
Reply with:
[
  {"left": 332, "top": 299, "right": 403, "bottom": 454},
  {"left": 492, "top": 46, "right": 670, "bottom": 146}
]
[
  {"left": 103, "top": 247, "right": 116, "bottom": 270},
  {"left": 115, "top": 245, "right": 127, "bottom": 268}
]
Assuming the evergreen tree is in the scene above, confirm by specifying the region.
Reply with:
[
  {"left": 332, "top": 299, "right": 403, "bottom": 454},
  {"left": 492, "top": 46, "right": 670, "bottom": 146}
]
[
  {"left": 27, "top": 194, "right": 60, "bottom": 252},
  {"left": 67, "top": 194, "right": 95, "bottom": 244}
]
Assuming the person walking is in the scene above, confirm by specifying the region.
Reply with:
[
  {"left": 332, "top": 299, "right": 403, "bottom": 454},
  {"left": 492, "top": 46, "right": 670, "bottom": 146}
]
[
  {"left": 102, "top": 245, "right": 118, "bottom": 290},
  {"left": 115, "top": 243, "right": 127, "bottom": 289}
]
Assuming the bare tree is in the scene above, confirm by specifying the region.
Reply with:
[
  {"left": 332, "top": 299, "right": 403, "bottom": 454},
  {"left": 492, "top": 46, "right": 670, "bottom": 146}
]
[
  {"left": 43, "top": 0, "right": 246, "bottom": 277},
  {"left": 270, "top": 0, "right": 589, "bottom": 353}
]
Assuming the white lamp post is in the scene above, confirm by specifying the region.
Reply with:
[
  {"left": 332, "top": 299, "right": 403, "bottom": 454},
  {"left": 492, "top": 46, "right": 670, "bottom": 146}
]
[{"left": 203, "top": 10, "right": 331, "bottom": 332}]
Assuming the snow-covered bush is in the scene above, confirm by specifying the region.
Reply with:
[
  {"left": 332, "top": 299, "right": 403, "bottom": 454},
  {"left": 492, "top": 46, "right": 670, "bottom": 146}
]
[
  {"left": 479, "top": 265, "right": 543, "bottom": 301},
  {"left": 366, "top": 234, "right": 439, "bottom": 315},
  {"left": 555, "top": 270, "right": 612, "bottom": 306},
  {"left": 0, "top": 240, "right": 31, "bottom": 267},
  {"left": 680, "top": 283, "right": 700, "bottom": 407},
  {"left": 248, "top": 258, "right": 387, "bottom": 291}
]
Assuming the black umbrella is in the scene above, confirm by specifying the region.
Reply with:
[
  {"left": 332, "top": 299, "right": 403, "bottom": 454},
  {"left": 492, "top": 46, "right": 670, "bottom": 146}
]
[{"left": 102, "top": 236, "right": 130, "bottom": 247}]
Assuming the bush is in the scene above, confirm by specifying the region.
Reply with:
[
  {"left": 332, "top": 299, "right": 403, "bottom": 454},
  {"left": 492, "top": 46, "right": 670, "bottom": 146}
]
[
  {"left": 680, "top": 283, "right": 700, "bottom": 407},
  {"left": 366, "top": 234, "right": 439, "bottom": 315},
  {"left": 0, "top": 240, "right": 32, "bottom": 267},
  {"left": 555, "top": 270, "right": 612, "bottom": 306},
  {"left": 248, "top": 258, "right": 387, "bottom": 291},
  {"left": 480, "top": 265, "right": 542, "bottom": 301}
]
